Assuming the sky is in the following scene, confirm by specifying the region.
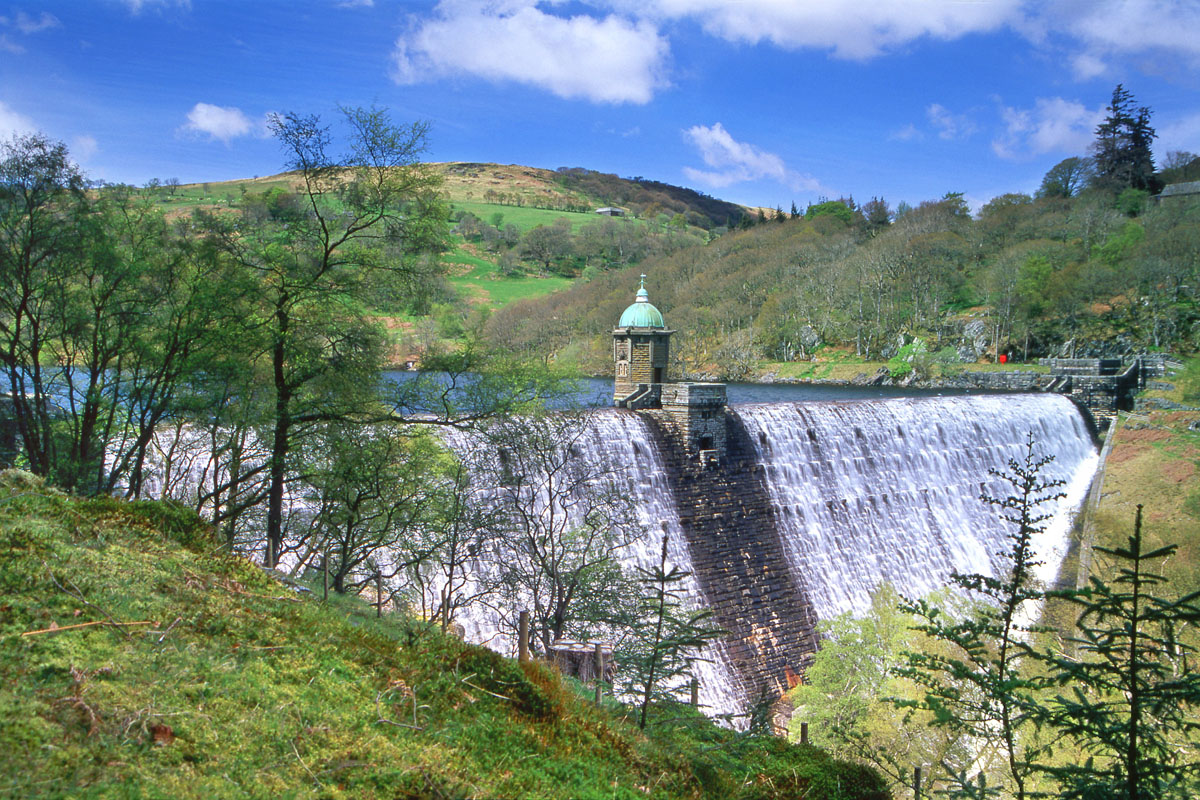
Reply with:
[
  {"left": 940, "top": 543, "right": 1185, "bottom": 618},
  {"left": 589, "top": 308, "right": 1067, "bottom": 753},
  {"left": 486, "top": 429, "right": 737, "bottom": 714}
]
[{"left": 2, "top": 1, "right": 1200, "bottom": 211}]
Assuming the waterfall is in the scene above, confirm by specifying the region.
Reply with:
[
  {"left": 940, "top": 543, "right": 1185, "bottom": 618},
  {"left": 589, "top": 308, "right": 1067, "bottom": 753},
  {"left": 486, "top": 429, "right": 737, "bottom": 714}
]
[
  {"left": 138, "top": 392, "right": 1100, "bottom": 721},
  {"left": 733, "top": 394, "right": 1098, "bottom": 621},
  {"left": 445, "top": 393, "right": 1097, "bottom": 721},
  {"left": 444, "top": 411, "right": 748, "bottom": 719}
]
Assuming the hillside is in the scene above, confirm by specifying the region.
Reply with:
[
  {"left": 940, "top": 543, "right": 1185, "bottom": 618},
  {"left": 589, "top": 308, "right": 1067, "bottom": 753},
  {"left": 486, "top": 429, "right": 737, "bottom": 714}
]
[
  {"left": 0, "top": 470, "right": 888, "bottom": 800},
  {"left": 486, "top": 191, "right": 1200, "bottom": 379},
  {"left": 152, "top": 163, "right": 746, "bottom": 319}
]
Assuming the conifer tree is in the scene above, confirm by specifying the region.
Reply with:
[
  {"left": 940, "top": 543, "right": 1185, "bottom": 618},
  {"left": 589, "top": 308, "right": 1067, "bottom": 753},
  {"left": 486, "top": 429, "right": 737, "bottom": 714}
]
[
  {"left": 1092, "top": 84, "right": 1158, "bottom": 193},
  {"left": 629, "top": 535, "right": 723, "bottom": 729},
  {"left": 897, "top": 435, "right": 1065, "bottom": 800},
  {"left": 1038, "top": 505, "right": 1200, "bottom": 800}
]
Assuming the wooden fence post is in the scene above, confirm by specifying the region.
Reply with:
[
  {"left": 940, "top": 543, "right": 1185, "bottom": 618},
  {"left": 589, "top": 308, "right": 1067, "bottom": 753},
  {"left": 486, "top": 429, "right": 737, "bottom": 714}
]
[
  {"left": 913, "top": 765, "right": 922, "bottom": 800},
  {"left": 518, "top": 610, "right": 530, "bottom": 663},
  {"left": 322, "top": 553, "right": 328, "bottom": 602},
  {"left": 800, "top": 721, "right": 809, "bottom": 744},
  {"left": 690, "top": 677, "right": 699, "bottom": 707},
  {"left": 376, "top": 572, "right": 383, "bottom": 618},
  {"left": 594, "top": 642, "right": 604, "bottom": 705}
]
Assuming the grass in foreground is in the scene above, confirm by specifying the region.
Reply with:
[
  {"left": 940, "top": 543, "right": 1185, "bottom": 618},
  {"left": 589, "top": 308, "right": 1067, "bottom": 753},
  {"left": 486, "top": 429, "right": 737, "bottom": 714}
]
[{"left": 0, "top": 471, "right": 888, "bottom": 800}]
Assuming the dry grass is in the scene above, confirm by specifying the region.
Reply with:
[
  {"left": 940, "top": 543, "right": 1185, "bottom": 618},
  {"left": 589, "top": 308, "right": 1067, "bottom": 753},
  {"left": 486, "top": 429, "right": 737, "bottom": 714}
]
[{"left": 1091, "top": 398, "right": 1200, "bottom": 593}]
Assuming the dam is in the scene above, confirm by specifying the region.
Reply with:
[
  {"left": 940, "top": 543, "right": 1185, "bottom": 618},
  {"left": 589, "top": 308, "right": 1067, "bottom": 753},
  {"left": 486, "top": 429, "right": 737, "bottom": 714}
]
[{"left": 448, "top": 280, "right": 1100, "bottom": 717}]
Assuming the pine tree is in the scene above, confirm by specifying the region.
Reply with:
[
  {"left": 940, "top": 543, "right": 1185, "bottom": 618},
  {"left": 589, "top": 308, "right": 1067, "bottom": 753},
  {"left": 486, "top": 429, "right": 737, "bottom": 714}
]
[
  {"left": 897, "top": 435, "right": 1065, "bottom": 800},
  {"left": 1092, "top": 84, "right": 1158, "bottom": 193},
  {"left": 1038, "top": 505, "right": 1200, "bottom": 800},
  {"left": 628, "top": 535, "right": 723, "bottom": 729}
]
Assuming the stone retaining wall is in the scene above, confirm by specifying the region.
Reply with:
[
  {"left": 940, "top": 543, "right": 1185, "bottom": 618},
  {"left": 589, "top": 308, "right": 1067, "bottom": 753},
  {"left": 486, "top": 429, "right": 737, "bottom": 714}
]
[{"left": 644, "top": 411, "right": 820, "bottom": 703}]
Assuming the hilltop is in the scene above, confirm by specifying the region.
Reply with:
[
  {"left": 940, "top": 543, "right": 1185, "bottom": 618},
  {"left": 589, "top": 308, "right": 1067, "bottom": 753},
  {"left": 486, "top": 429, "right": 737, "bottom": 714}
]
[
  {"left": 165, "top": 162, "right": 747, "bottom": 229},
  {"left": 0, "top": 470, "right": 888, "bottom": 800}
]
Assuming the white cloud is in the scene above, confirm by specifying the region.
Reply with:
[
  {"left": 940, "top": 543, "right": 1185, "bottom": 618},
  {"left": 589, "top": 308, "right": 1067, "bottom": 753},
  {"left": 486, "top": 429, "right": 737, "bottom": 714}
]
[
  {"left": 992, "top": 96, "right": 1103, "bottom": 160},
  {"left": 179, "top": 102, "right": 262, "bottom": 144},
  {"left": 1026, "top": 1, "right": 1200, "bottom": 78},
  {"left": 72, "top": 135, "right": 99, "bottom": 162},
  {"left": 0, "top": 100, "right": 35, "bottom": 139},
  {"left": 682, "top": 122, "right": 823, "bottom": 193},
  {"left": 1070, "top": 52, "right": 1107, "bottom": 80},
  {"left": 337, "top": 0, "right": 374, "bottom": 7},
  {"left": 122, "top": 0, "right": 191, "bottom": 14},
  {"left": 390, "top": 1, "right": 1200, "bottom": 105},
  {"left": 13, "top": 11, "right": 60, "bottom": 34},
  {"left": 392, "top": 0, "right": 669, "bottom": 104},
  {"left": 0, "top": 9, "right": 59, "bottom": 51},
  {"left": 613, "top": 0, "right": 1021, "bottom": 60},
  {"left": 889, "top": 123, "right": 924, "bottom": 142},
  {"left": 927, "top": 103, "right": 976, "bottom": 141}
]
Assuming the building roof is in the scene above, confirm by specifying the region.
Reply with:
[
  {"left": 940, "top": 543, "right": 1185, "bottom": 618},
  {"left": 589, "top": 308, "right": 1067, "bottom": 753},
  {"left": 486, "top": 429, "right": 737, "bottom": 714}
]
[
  {"left": 617, "top": 274, "right": 666, "bottom": 328},
  {"left": 1159, "top": 181, "right": 1200, "bottom": 198}
]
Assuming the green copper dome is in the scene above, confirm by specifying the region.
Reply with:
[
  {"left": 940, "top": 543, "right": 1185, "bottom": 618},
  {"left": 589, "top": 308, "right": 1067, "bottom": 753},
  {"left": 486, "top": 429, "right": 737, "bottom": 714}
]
[{"left": 618, "top": 275, "right": 665, "bottom": 328}]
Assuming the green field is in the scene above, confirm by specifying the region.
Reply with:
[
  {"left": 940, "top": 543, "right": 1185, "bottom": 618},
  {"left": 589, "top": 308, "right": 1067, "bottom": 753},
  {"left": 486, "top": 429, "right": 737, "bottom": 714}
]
[
  {"left": 443, "top": 245, "right": 573, "bottom": 308},
  {"left": 451, "top": 201, "right": 617, "bottom": 234}
]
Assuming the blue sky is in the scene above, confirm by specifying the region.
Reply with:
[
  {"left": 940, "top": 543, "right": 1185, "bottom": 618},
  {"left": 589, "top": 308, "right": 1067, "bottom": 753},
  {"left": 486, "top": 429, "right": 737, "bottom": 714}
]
[{"left": 3, "top": 0, "right": 1200, "bottom": 211}]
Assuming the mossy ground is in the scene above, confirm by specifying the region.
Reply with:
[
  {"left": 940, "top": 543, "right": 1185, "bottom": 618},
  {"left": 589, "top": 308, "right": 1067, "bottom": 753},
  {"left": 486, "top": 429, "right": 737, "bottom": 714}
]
[{"left": 0, "top": 471, "right": 888, "bottom": 800}]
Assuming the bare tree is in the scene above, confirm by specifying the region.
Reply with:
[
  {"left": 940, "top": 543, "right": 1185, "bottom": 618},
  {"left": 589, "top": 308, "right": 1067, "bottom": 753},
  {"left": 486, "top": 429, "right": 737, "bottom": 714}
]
[{"left": 464, "top": 410, "right": 642, "bottom": 652}]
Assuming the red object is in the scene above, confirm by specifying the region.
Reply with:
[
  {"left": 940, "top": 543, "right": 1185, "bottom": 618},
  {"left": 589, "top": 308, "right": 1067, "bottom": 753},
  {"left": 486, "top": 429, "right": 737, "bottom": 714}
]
[{"left": 999, "top": 354, "right": 1007, "bottom": 364}]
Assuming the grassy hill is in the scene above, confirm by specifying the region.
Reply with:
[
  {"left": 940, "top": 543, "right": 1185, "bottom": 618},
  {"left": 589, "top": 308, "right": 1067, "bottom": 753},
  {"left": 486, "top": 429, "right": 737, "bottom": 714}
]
[
  {"left": 0, "top": 470, "right": 888, "bottom": 800},
  {"left": 148, "top": 163, "right": 746, "bottom": 317}
]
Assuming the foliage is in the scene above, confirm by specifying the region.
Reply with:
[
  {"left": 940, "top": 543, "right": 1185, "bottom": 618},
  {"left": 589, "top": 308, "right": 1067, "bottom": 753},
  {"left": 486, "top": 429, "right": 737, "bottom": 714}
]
[
  {"left": 1091, "top": 85, "right": 1158, "bottom": 194},
  {"left": 459, "top": 410, "right": 643, "bottom": 652},
  {"left": 886, "top": 339, "right": 928, "bottom": 379},
  {"left": 626, "top": 535, "right": 724, "bottom": 729},
  {"left": 789, "top": 585, "right": 970, "bottom": 794},
  {"left": 1038, "top": 156, "right": 1095, "bottom": 199},
  {"left": 0, "top": 135, "right": 239, "bottom": 497},
  {"left": 806, "top": 200, "right": 855, "bottom": 225}
]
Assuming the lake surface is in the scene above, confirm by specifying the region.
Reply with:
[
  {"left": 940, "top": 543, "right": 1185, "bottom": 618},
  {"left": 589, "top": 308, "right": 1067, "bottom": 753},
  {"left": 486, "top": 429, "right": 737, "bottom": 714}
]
[
  {"left": 573, "top": 376, "right": 986, "bottom": 406},
  {"left": 383, "top": 371, "right": 997, "bottom": 411}
]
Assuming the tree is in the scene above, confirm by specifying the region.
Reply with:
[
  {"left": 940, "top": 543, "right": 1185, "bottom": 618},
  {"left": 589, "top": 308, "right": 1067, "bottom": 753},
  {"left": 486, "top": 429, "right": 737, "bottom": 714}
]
[
  {"left": 1039, "top": 506, "right": 1200, "bottom": 800},
  {"left": 806, "top": 200, "right": 855, "bottom": 225},
  {"left": 0, "top": 133, "right": 85, "bottom": 481},
  {"left": 1159, "top": 150, "right": 1200, "bottom": 183},
  {"left": 790, "top": 585, "right": 973, "bottom": 795},
  {"left": 302, "top": 421, "right": 450, "bottom": 596},
  {"left": 520, "top": 217, "right": 573, "bottom": 274},
  {"left": 0, "top": 136, "right": 237, "bottom": 495},
  {"left": 898, "top": 435, "right": 1066, "bottom": 800},
  {"left": 208, "top": 106, "right": 447, "bottom": 568},
  {"left": 861, "top": 197, "right": 892, "bottom": 231},
  {"left": 628, "top": 535, "right": 723, "bottom": 729},
  {"left": 1037, "top": 157, "right": 1095, "bottom": 199},
  {"left": 466, "top": 410, "right": 641, "bottom": 652},
  {"left": 1092, "top": 85, "right": 1158, "bottom": 193}
]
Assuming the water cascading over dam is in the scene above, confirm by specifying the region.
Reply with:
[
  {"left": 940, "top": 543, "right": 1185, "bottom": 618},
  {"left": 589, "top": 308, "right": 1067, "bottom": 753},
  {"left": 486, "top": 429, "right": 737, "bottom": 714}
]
[{"left": 450, "top": 393, "right": 1099, "bottom": 719}]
